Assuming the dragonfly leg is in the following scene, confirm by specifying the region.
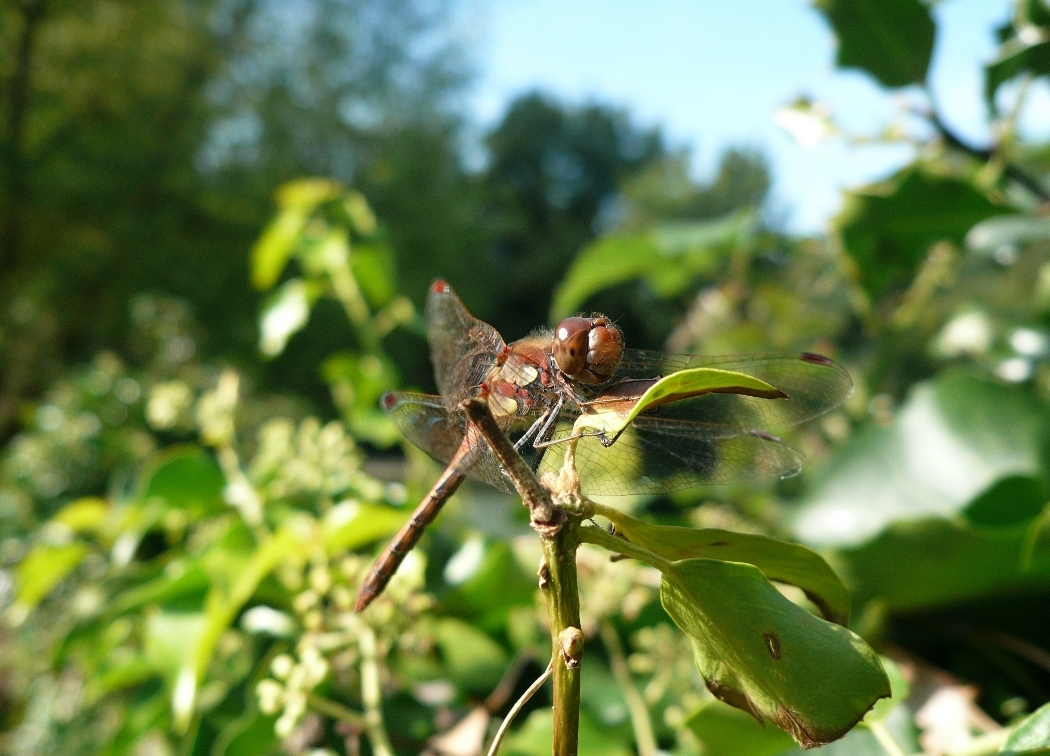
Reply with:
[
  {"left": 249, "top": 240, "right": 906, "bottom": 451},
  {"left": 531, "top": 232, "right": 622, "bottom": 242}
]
[
  {"left": 532, "top": 428, "right": 608, "bottom": 450},
  {"left": 531, "top": 396, "right": 564, "bottom": 448},
  {"left": 509, "top": 397, "right": 565, "bottom": 473}
]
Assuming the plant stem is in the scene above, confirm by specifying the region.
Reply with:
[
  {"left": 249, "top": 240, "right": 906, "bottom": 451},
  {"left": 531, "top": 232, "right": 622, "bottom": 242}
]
[
  {"left": 599, "top": 620, "right": 658, "bottom": 756},
  {"left": 329, "top": 260, "right": 380, "bottom": 353},
  {"left": 542, "top": 523, "right": 583, "bottom": 756},
  {"left": 867, "top": 720, "right": 907, "bottom": 756},
  {"left": 462, "top": 398, "right": 559, "bottom": 527},
  {"left": 487, "top": 659, "right": 554, "bottom": 756},
  {"left": 307, "top": 693, "right": 365, "bottom": 729},
  {"left": 462, "top": 397, "right": 581, "bottom": 753},
  {"left": 947, "top": 729, "right": 1011, "bottom": 756},
  {"left": 357, "top": 624, "right": 394, "bottom": 756}
]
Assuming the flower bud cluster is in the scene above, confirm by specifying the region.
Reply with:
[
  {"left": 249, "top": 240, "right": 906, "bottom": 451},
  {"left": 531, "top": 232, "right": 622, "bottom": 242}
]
[
  {"left": 256, "top": 554, "right": 437, "bottom": 740},
  {"left": 249, "top": 418, "right": 386, "bottom": 506}
]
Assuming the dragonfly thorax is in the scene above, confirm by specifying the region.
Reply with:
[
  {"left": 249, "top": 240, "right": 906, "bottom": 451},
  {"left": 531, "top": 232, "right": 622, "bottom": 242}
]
[{"left": 485, "top": 336, "right": 558, "bottom": 419}]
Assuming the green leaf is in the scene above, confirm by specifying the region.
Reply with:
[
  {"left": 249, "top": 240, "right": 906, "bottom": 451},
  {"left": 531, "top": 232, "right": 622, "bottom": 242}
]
[
  {"left": 9, "top": 542, "right": 88, "bottom": 623},
  {"left": 814, "top": 0, "right": 935, "bottom": 87},
  {"left": 250, "top": 207, "right": 308, "bottom": 291},
  {"left": 141, "top": 446, "right": 226, "bottom": 515},
  {"left": 864, "top": 657, "right": 909, "bottom": 723},
  {"left": 172, "top": 518, "right": 313, "bottom": 730},
  {"left": 836, "top": 516, "right": 1050, "bottom": 613},
  {"left": 351, "top": 243, "right": 397, "bottom": 307},
  {"left": 52, "top": 497, "right": 110, "bottom": 534},
  {"left": 145, "top": 609, "right": 206, "bottom": 685},
  {"left": 793, "top": 372, "right": 1050, "bottom": 547},
  {"left": 987, "top": 40, "right": 1050, "bottom": 108},
  {"left": 661, "top": 558, "right": 890, "bottom": 748},
  {"left": 110, "top": 562, "right": 212, "bottom": 615},
  {"left": 572, "top": 367, "right": 785, "bottom": 441},
  {"left": 433, "top": 617, "right": 509, "bottom": 692},
  {"left": 320, "top": 352, "right": 401, "bottom": 445},
  {"left": 550, "top": 212, "right": 754, "bottom": 320},
  {"left": 440, "top": 541, "right": 537, "bottom": 630},
  {"left": 684, "top": 699, "right": 796, "bottom": 756},
  {"left": 964, "top": 476, "right": 1047, "bottom": 528},
  {"left": 551, "top": 234, "right": 661, "bottom": 320},
  {"left": 321, "top": 501, "right": 405, "bottom": 552},
  {"left": 838, "top": 169, "right": 1009, "bottom": 298},
  {"left": 599, "top": 507, "right": 851, "bottom": 625},
  {"left": 258, "top": 278, "right": 321, "bottom": 358},
  {"left": 275, "top": 178, "right": 343, "bottom": 210},
  {"left": 1003, "top": 700, "right": 1050, "bottom": 754}
]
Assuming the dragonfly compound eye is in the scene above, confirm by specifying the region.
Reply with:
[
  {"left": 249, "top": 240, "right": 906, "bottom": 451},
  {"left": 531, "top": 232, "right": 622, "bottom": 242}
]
[{"left": 553, "top": 316, "right": 623, "bottom": 384}]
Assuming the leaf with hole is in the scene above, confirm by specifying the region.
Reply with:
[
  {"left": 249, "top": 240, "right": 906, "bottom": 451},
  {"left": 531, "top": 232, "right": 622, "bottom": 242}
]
[{"left": 660, "top": 558, "right": 889, "bottom": 748}]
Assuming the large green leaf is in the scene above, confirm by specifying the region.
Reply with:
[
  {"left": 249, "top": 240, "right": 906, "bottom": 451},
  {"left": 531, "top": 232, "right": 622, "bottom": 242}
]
[
  {"left": 837, "top": 170, "right": 1009, "bottom": 298},
  {"left": 834, "top": 516, "right": 1050, "bottom": 612},
  {"left": 433, "top": 617, "right": 509, "bottom": 692},
  {"left": 251, "top": 179, "right": 344, "bottom": 290},
  {"left": 661, "top": 558, "right": 889, "bottom": 748},
  {"left": 792, "top": 372, "right": 1050, "bottom": 548},
  {"left": 9, "top": 542, "right": 89, "bottom": 624},
  {"left": 814, "top": 0, "right": 935, "bottom": 87},
  {"left": 141, "top": 446, "right": 226, "bottom": 515},
  {"left": 600, "top": 507, "right": 850, "bottom": 625},
  {"left": 550, "top": 212, "right": 754, "bottom": 320},
  {"left": 572, "top": 368, "right": 784, "bottom": 442},
  {"left": 1003, "top": 700, "right": 1050, "bottom": 754}
]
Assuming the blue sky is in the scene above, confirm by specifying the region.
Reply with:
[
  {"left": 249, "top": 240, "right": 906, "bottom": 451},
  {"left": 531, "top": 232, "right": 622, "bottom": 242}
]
[{"left": 467, "top": 0, "right": 1050, "bottom": 232}]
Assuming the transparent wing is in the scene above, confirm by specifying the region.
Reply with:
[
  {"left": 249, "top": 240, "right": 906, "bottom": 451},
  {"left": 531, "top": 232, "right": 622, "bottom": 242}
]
[
  {"left": 383, "top": 391, "right": 514, "bottom": 493},
  {"left": 538, "top": 416, "right": 804, "bottom": 496},
  {"left": 606, "top": 350, "right": 853, "bottom": 432},
  {"left": 426, "top": 281, "right": 505, "bottom": 409}
]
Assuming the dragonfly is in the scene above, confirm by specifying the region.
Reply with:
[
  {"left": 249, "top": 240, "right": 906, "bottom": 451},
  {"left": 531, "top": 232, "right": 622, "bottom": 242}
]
[{"left": 355, "top": 279, "right": 852, "bottom": 611}]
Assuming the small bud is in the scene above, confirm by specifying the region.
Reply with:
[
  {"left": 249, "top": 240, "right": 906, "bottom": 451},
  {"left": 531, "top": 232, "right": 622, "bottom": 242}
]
[{"left": 558, "top": 626, "right": 585, "bottom": 668}]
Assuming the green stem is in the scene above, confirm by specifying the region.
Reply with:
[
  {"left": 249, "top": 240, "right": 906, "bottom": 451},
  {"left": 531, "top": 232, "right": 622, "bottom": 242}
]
[
  {"left": 357, "top": 625, "right": 394, "bottom": 756},
  {"left": 866, "top": 720, "right": 907, "bottom": 756},
  {"left": 599, "top": 621, "right": 658, "bottom": 756},
  {"left": 947, "top": 729, "right": 1011, "bottom": 756},
  {"left": 487, "top": 659, "right": 554, "bottom": 756},
  {"left": 329, "top": 261, "right": 380, "bottom": 353},
  {"left": 307, "top": 693, "right": 365, "bottom": 729},
  {"left": 541, "top": 523, "right": 583, "bottom": 756},
  {"left": 576, "top": 524, "right": 675, "bottom": 574}
]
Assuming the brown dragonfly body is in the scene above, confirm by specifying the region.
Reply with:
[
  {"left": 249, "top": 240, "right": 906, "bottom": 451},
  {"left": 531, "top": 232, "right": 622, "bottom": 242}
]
[
  {"left": 356, "top": 332, "right": 566, "bottom": 611},
  {"left": 355, "top": 279, "right": 852, "bottom": 612}
]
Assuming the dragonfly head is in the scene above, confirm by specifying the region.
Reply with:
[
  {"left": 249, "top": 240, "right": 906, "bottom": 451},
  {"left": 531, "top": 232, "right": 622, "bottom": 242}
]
[{"left": 552, "top": 315, "right": 623, "bottom": 384}]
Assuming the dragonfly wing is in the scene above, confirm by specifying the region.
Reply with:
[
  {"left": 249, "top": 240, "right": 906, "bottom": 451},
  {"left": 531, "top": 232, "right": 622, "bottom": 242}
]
[
  {"left": 611, "top": 350, "right": 852, "bottom": 431},
  {"left": 538, "top": 416, "right": 804, "bottom": 496},
  {"left": 426, "top": 281, "right": 505, "bottom": 408},
  {"left": 383, "top": 392, "right": 513, "bottom": 493}
]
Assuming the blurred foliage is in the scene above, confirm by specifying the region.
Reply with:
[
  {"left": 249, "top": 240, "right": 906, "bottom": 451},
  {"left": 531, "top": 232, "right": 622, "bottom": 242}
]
[{"left": 4, "top": 0, "right": 1050, "bottom": 755}]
